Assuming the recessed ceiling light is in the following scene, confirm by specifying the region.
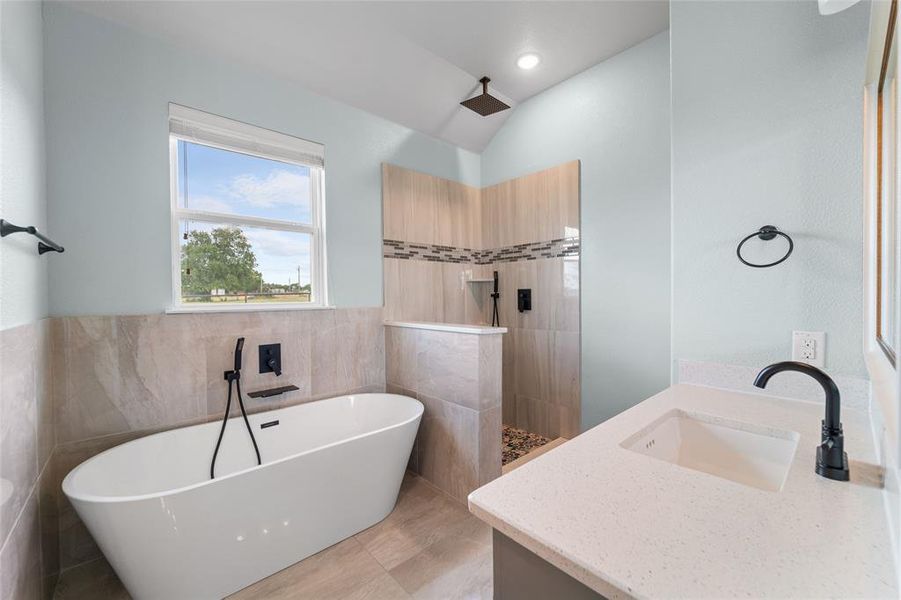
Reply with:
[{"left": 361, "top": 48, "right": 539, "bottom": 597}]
[{"left": 516, "top": 53, "right": 541, "bottom": 70}]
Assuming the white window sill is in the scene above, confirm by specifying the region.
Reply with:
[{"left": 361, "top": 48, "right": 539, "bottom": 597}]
[{"left": 165, "top": 304, "right": 336, "bottom": 315}]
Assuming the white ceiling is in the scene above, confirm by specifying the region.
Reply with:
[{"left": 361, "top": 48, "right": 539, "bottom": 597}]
[{"left": 68, "top": 1, "right": 669, "bottom": 152}]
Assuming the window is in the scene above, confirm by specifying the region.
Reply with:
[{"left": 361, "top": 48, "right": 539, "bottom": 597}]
[
  {"left": 168, "top": 104, "right": 327, "bottom": 310},
  {"left": 875, "top": 1, "right": 899, "bottom": 365}
]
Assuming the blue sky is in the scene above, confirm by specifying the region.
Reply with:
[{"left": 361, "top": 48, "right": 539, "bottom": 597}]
[{"left": 178, "top": 141, "right": 312, "bottom": 286}]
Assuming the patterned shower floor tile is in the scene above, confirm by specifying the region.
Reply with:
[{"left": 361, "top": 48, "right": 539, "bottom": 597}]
[{"left": 502, "top": 425, "right": 550, "bottom": 465}]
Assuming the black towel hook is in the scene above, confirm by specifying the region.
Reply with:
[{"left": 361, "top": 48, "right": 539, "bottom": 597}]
[
  {"left": 0, "top": 219, "right": 65, "bottom": 254},
  {"left": 736, "top": 225, "right": 792, "bottom": 268}
]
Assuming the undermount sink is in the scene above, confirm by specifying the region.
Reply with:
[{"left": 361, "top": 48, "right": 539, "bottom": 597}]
[{"left": 621, "top": 409, "right": 800, "bottom": 492}]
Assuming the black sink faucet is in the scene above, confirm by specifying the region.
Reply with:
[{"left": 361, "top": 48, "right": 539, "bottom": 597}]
[{"left": 753, "top": 361, "right": 849, "bottom": 481}]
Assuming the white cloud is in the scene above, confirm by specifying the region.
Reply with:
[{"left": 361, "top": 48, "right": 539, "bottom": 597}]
[
  {"left": 226, "top": 170, "right": 310, "bottom": 209},
  {"left": 186, "top": 194, "right": 234, "bottom": 214},
  {"left": 245, "top": 228, "right": 310, "bottom": 258},
  {"left": 244, "top": 228, "right": 311, "bottom": 285}
]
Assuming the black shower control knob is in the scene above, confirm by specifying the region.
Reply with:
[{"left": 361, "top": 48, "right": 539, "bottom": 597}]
[{"left": 517, "top": 289, "right": 532, "bottom": 313}]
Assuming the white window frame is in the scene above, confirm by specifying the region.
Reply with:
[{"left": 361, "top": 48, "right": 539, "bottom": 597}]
[{"left": 167, "top": 105, "right": 328, "bottom": 312}]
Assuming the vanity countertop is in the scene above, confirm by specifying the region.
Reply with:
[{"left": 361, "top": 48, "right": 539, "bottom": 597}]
[{"left": 468, "top": 384, "right": 897, "bottom": 599}]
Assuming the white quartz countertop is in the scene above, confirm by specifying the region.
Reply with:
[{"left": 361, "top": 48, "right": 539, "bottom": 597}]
[
  {"left": 468, "top": 384, "right": 897, "bottom": 599},
  {"left": 383, "top": 320, "right": 507, "bottom": 335}
]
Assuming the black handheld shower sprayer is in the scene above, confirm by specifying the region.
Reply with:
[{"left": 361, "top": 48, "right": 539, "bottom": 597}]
[
  {"left": 233, "top": 336, "right": 244, "bottom": 373},
  {"left": 210, "top": 337, "right": 262, "bottom": 479},
  {"left": 491, "top": 270, "right": 500, "bottom": 327}
]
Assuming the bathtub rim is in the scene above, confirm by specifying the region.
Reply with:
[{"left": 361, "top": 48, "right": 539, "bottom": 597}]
[{"left": 62, "top": 393, "right": 423, "bottom": 505}]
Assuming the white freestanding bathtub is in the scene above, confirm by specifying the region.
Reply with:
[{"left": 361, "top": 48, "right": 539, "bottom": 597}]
[{"left": 62, "top": 393, "right": 423, "bottom": 599}]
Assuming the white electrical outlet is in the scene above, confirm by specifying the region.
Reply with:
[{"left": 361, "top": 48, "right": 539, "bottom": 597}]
[{"left": 792, "top": 331, "right": 825, "bottom": 368}]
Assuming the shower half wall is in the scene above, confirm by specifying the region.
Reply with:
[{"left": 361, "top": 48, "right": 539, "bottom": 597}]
[{"left": 382, "top": 162, "right": 580, "bottom": 439}]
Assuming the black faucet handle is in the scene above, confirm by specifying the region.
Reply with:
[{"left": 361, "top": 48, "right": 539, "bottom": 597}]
[{"left": 267, "top": 357, "right": 282, "bottom": 377}]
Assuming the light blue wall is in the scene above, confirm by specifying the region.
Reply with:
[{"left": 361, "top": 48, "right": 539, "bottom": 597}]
[
  {"left": 481, "top": 31, "right": 672, "bottom": 429},
  {"left": 672, "top": 1, "right": 869, "bottom": 378},
  {"left": 1, "top": 0, "right": 47, "bottom": 330},
  {"left": 43, "top": 3, "right": 480, "bottom": 315}
]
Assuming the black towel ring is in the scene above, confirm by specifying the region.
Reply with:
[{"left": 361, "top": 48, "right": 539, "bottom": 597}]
[{"left": 736, "top": 225, "right": 793, "bottom": 268}]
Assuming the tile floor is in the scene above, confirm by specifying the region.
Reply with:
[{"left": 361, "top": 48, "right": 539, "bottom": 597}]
[{"left": 52, "top": 472, "right": 492, "bottom": 600}]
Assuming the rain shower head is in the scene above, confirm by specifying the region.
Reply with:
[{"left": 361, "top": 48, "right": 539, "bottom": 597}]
[{"left": 460, "top": 77, "right": 510, "bottom": 117}]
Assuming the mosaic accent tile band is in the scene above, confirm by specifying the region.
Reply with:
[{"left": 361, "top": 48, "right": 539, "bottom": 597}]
[{"left": 384, "top": 237, "right": 580, "bottom": 264}]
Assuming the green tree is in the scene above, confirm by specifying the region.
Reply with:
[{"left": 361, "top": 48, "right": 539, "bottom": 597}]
[{"left": 181, "top": 227, "right": 262, "bottom": 296}]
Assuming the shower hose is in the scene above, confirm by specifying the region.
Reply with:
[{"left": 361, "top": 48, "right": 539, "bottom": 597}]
[{"left": 210, "top": 371, "right": 262, "bottom": 479}]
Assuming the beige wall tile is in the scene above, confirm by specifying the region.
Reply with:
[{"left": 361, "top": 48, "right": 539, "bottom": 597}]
[
  {"left": 118, "top": 315, "right": 207, "bottom": 428},
  {"left": 35, "top": 321, "right": 55, "bottom": 472},
  {"left": 496, "top": 258, "right": 580, "bottom": 333},
  {"left": 463, "top": 271, "right": 491, "bottom": 326},
  {"left": 0, "top": 322, "right": 39, "bottom": 547},
  {"left": 511, "top": 260, "right": 545, "bottom": 330},
  {"left": 559, "top": 160, "right": 581, "bottom": 239},
  {"left": 513, "top": 170, "right": 543, "bottom": 246},
  {"left": 336, "top": 307, "right": 385, "bottom": 393},
  {"left": 382, "top": 163, "right": 414, "bottom": 243},
  {"left": 410, "top": 171, "right": 441, "bottom": 246},
  {"left": 415, "top": 393, "right": 479, "bottom": 503},
  {"left": 541, "top": 160, "right": 580, "bottom": 242},
  {"left": 481, "top": 180, "right": 515, "bottom": 249},
  {"left": 440, "top": 263, "right": 466, "bottom": 324},
  {"left": 465, "top": 184, "right": 482, "bottom": 251},
  {"left": 494, "top": 262, "right": 520, "bottom": 330},
  {"left": 54, "top": 309, "right": 384, "bottom": 444},
  {"left": 551, "top": 331, "right": 580, "bottom": 411},
  {"left": 438, "top": 179, "right": 481, "bottom": 249},
  {"left": 478, "top": 405, "right": 502, "bottom": 486},
  {"left": 478, "top": 336, "right": 502, "bottom": 411},
  {"left": 501, "top": 331, "right": 516, "bottom": 426},
  {"left": 38, "top": 463, "right": 59, "bottom": 598},
  {"left": 0, "top": 492, "right": 41, "bottom": 600},
  {"left": 435, "top": 177, "right": 455, "bottom": 248},
  {"left": 386, "top": 327, "right": 502, "bottom": 499},
  {"left": 541, "top": 258, "right": 578, "bottom": 332},
  {"left": 56, "top": 317, "right": 125, "bottom": 444},
  {"left": 385, "top": 326, "right": 418, "bottom": 391},
  {"left": 383, "top": 257, "right": 401, "bottom": 322},
  {"left": 384, "top": 161, "right": 581, "bottom": 441},
  {"left": 480, "top": 184, "right": 498, "bottom": 251},
  {"left": 415, "top": 330, "right": 480, "bottom": 410},
  {"left": 548, "top": 404, "right": 580, "bottom": 441},
  {"left": 513, "top": 329, "right": 552, "bottom": 403},
  {"left": 203, "top": 312, "right": 315, "bottom": 417},
  {"left": 553, "top": 258, "right": 581, "bottom": 332},
  {"left": 383, "top": 164, "right": 450, "bottom": 246},
  {"left": 481, "top": 161, "right": 580, "bottom": 248},
  {"left": 309, "top": 309, "right": 338, "bottom": 397},
  {"left": 384, "top": 258, "right": 444, "bottom": 323},
  {"left": 514, "top": 395, "right": 550, "bottom": 438}
]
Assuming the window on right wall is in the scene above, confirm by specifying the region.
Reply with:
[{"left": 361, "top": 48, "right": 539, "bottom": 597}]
[
  {"left": 168, "top": 104, "right": 327, "bottom": 311},
  {"left": 875, "top": 1, "right": 899, "bottom": 367}
]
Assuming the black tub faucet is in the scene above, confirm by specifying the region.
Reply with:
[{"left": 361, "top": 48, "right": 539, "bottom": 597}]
[{"left": 753, "top": 361, "right": 849, "bottom": 481}]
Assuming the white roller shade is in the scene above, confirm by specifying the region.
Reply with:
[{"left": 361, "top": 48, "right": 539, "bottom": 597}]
[{"left": 169, "top": 103, "right": 324, "bottom": 168}]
